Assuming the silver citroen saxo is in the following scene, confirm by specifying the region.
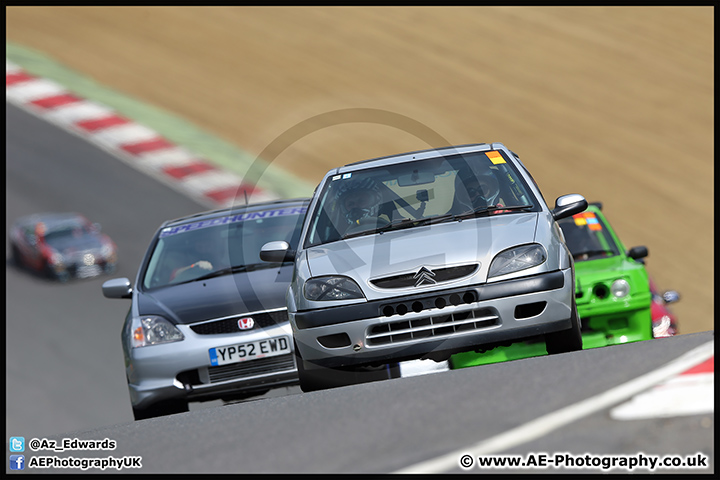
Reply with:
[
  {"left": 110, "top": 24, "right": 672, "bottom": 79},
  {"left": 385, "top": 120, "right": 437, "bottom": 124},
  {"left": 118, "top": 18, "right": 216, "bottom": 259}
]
[{"left": 261, "top": 143, "right": 587, "bottom": 392}]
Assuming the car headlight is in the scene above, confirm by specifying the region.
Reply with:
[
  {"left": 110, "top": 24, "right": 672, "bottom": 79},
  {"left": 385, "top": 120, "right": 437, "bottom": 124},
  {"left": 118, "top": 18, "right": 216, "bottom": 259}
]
[
  {"left": 304, "top": 276, "right": 365, "bottom": 301},
  {"left": 100, "top": 242, "right": 116, "bottom": 260},
  {"left": 131, "top": 315, "right": 184, "bottom": 348},
  {"left": 50, "top": 251, "right": 65, "bottom": 267},
  {"left": 611, "top": 279, "right": 630, "bottom": 298},
  {"left": 488, "top": 244, "right": 547, "bottom": 278}
]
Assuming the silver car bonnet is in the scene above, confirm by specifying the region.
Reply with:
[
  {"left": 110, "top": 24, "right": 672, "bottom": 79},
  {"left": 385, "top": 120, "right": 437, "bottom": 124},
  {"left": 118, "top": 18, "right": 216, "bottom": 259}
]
[{"left": 304, "top": 212, "right": 539, "bottom": 301}]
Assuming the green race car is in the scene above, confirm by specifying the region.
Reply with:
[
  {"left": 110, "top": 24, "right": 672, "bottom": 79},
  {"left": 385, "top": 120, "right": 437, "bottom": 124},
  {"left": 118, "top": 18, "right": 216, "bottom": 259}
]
[{"left": 450, "top": 202, "right": 652, "bottom": 368}]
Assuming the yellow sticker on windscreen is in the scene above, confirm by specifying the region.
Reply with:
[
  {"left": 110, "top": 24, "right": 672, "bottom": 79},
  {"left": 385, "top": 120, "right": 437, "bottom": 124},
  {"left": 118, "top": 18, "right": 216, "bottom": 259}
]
[{"left": 485, "top": 151, "right": 506, "bottom": 164}]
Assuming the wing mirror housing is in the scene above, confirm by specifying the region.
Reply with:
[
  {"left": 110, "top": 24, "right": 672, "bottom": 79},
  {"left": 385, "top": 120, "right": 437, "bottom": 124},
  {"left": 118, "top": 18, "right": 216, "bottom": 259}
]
[
  {"left": 552, "top": 194, "right": 588, "bottom": 221},
  {"left": 662, "top": 290, "right": 680, "bottom": 304},
  {"left": 627, "top": 246, "right": 649, "bottom": 261},
  {"left": 260, "top": 241, "right": 295, "bottom": 263},
  {"left": 102, "top": 277, "right": 132, "bottom": 299}
]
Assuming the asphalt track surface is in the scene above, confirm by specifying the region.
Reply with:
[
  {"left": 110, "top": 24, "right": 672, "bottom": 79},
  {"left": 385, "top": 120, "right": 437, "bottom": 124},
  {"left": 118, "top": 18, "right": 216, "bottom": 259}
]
[
  {"left": 6, "top": 102, "right": 207, "bottom": 434},
  {"left": 5, "top": 102, "right": 714, "bottom": 474}
]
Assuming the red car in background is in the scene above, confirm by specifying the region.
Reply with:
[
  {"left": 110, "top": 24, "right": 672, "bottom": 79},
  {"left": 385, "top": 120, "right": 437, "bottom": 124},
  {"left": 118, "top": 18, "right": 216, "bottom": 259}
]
[
  {"left": 649, "top": 276, "right": 680, "bottom": 338},
  {"left": 10, "top": 212, "right": 118, "bottom": 282}
]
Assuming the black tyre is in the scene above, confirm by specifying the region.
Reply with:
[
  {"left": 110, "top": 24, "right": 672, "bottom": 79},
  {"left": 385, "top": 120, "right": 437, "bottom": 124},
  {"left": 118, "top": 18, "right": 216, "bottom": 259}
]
[
  {"left": 43, "top": 262, "right": 69, "bottom": 282},
  {"left": 11, "top": 244, "right": 23, "bottom": 268},
  {"left": 545, "top": 299, "right": 583, "bottom": 355},
  {"left": 55, "top": 270, "right": 71, "bottom": 283},
  {"left": 294, "top": 341, "right": 399, "bottom": 392},
  {"left": 132, "top": 398, "right": 189, "bottom": 421}
]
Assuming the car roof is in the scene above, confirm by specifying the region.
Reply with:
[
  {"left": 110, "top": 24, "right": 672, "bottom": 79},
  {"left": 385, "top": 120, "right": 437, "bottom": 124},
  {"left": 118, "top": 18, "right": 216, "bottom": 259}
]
[
  {"left": 160, "top": 197, "right": 310, "bottom": 229},
  {"left": 344, "top": 143, "right": 491, "bottom": 167},
  {"left": 333, "top": 143, "right": 522, "bottom": 176},
  {"left": 13, "top": 212, "right": 87, "bottom": 230}
]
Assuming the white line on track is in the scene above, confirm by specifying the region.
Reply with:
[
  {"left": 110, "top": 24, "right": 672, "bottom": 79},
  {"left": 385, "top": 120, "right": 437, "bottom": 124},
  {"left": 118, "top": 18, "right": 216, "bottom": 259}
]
[{"left": 395, "top": 340, "right": 714, "bottom": 473}]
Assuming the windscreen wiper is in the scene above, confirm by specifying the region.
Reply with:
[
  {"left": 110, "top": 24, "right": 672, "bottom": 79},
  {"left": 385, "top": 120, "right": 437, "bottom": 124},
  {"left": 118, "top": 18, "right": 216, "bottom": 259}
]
[
  {"left": 342, "top": 227, "right": 382, "bottom": 240},
  {"left": 344, "top": 216, "right": 440, "bottom": 238},
  {"left": 454, "top": 204, "right": 534, "bottom": 220},
  {"left": 176, "top": 263, "right": 279, "bottom": 284},
  {"left": 343, "top": 205, "right": 535, "bottom": 239},
  {"left": 376, "top": 217, "right": 429, "bottom": 233}
]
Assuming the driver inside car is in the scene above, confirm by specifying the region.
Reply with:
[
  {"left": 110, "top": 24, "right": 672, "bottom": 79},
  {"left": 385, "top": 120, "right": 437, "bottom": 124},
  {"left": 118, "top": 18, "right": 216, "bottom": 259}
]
[
  {"left": 335, "top": 177, "right": 388, "bottom": 235},
  {"left": 451, "top": 167, "right": 509, "bottom": 215},
  {"left": 169, "top": 231, "right": 225, "bottom": 282}
]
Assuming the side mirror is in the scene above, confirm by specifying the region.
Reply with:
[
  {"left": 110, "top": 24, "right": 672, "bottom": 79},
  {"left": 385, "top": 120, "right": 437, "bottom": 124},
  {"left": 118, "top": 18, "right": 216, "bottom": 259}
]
[
  {"left": 102, "top": 277, "right": 132, "bottom": 299},
  {"left": 662, "top": 290, "right": 680, "bottom": 304},
  {"left": 627, "top": 246, "right": 649, "bottom": 260},
  {"left": 552, "top": 194, "right": 588, "bottom": 221},
  {"left": 260, "top": 241, "right": 295, "bottom": 263}
]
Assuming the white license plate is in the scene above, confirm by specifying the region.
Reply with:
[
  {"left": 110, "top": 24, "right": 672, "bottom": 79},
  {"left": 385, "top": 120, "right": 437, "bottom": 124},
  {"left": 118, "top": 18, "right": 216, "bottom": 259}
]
[
  {"left": 76, "top": 265, "right": 101, "bottom": 278},
  {"left": 209, "top": 336, "right": 290, "bottom": 366}
]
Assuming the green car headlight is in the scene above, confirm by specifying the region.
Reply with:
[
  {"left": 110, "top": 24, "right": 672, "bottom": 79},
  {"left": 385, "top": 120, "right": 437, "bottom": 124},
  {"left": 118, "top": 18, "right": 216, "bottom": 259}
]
[
  {"left": 304, "top": 276, "right": 365, "bottom": 301},
  {"left": 132, "top": 316, "right": 184, "bottom": 348},
  {"left": 489, "top": 244, "right": 547, "bottom": 278},
  {"left": 611, "top": 279, "right": 630, "bottom": 298}
]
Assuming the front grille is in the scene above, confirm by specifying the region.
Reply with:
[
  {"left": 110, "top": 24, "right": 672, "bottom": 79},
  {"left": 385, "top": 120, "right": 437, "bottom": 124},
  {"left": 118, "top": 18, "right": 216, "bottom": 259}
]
[
  {"left": 370, "top": 264, "right": 479, "bottom": 289},
  {"left": 380, "top": 290, "right": 478, "bottom": 317},
  {"left": 367, "top": 307, "right": 499, "bottom": 346},
  {"left": 190, "top": 309, "right": 288, "bottom": 335},
  {"left": 207, "top": 354, "right": 296, "bottom": 383}
]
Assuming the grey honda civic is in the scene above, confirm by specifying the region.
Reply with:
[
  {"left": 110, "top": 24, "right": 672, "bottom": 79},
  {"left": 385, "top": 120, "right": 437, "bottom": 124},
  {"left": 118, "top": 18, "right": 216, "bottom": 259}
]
[{"left": 103, "top": 198, "right": 308, "bottom": 420}]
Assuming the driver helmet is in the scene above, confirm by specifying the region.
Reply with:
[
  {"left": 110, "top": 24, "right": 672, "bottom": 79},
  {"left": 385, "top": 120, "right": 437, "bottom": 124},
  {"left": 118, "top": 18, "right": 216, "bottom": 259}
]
[
  {"left": 467, "top": 170, "right": 501, "bottom": 207},
  {"left": 335, "top": 177, "right": 383, "bottom": 225}
]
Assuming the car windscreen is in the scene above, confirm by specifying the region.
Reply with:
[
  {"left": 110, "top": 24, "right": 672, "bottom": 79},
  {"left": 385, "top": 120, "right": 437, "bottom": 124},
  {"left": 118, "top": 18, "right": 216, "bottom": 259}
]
[
  {"left": 557, "top": 210, "right": 621, "bottom": 261},
  {"left": 142, "top": 206, "right": 306, "bottom": 290},
  {"left": 304, "top": 150, "right": 540, "bottom": 247},
  {"left": 42, "top": 222, "right": 95, "bottom": 247}
]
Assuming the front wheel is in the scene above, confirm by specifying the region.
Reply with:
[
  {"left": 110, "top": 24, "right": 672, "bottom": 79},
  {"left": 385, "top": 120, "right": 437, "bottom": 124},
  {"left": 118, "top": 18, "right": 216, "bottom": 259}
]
[
  {"left": 11, "top": 244, "right": 23, "bottom": 268},
  {"left": 545, "top": 300, "right": 583, "bottom": 355},
  {"left": 294, "top": 341, "right": 399, "bottom": 392},
  {"left": 44, "top": 262, "right": 70, "bottom": 283}
]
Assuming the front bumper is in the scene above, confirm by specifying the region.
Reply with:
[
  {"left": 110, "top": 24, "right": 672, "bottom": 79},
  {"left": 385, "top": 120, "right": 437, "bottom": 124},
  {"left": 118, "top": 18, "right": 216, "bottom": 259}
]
[
  {"left": 578, "top": 298, "right": 653, "bottom": 348},
  {"left": 52, "top": 257, "right": 116, "bottom": 279},
  {"left": 126, "top": 322, "right": 298, "bottom": 410},
  {"left": 450, "top": 294, "right": 653, "bottom": 369},
  {"left": 292, "top": 268, "right": 574, "bottom": 368}
]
